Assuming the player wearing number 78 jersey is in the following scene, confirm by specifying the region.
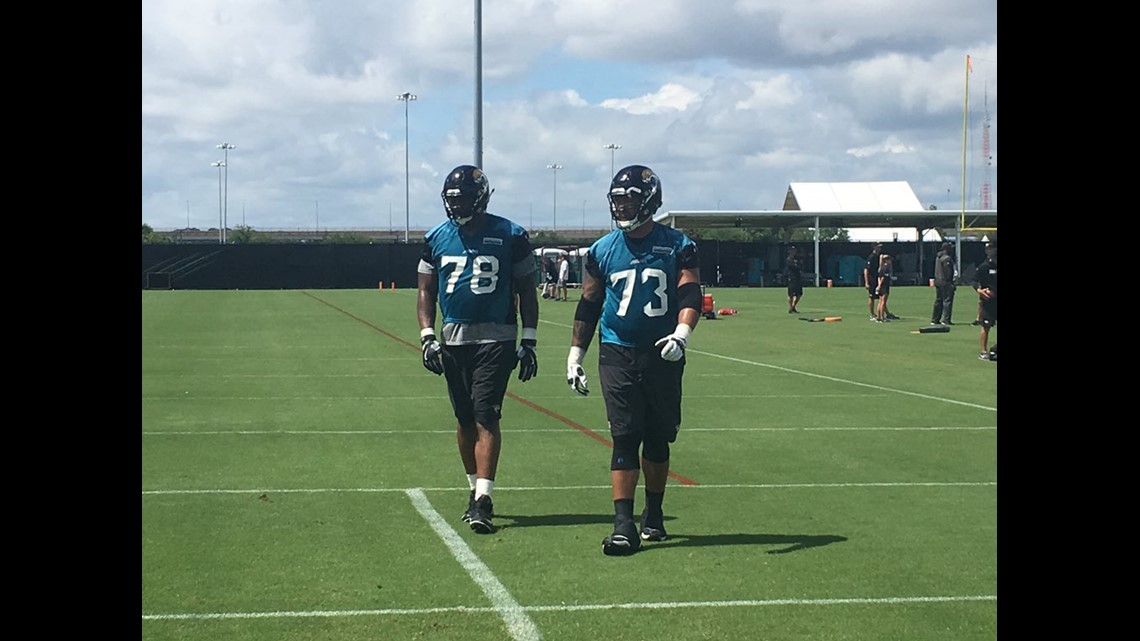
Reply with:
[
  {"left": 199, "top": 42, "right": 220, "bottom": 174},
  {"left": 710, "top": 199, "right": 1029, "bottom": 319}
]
[
  {"left": 417, "top": 165, "right": 539, "bottom": 535},
  {"left": 566, "top": 164, "right": 701, "bottom": 556}
]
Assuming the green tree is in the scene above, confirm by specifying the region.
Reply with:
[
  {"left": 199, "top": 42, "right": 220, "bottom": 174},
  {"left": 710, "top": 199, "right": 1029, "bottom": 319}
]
[
  {"left": 142, "top": 223, "right": 173, "bottom": 244},
  {"left": 793, "top": 227, "right": 849, "bottom": 242},
  {"left": 323, "top": 232, "right": 372, "bottom": 244},
  {"left": 529, "top": 230, "right": 601, "bottom": 247},
  {"left": 685, "top": 226, "right": 848, "bottom": 242},
  {"left": 229, "top": 225, "right": 271, "bottom": 244}
]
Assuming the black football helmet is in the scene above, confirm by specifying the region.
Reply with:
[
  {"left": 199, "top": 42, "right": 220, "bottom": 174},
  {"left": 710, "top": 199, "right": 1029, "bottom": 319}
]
[
  {"left": 608, "top": 165, "right": 662, "bottom": 232},
  {"left": 441, "top": 165, "right": 492, "bottom": 225}
]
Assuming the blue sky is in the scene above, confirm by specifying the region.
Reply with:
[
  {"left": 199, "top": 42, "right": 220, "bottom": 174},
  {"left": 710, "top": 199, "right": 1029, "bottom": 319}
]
[{"left": 141, "top": 0, "right": 997, "bottom": 240}]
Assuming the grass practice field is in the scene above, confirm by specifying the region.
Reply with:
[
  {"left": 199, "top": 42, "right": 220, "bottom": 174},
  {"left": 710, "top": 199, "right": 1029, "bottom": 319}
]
[{"left": 142, "top": 285, "right": 998, "bottom": 641}]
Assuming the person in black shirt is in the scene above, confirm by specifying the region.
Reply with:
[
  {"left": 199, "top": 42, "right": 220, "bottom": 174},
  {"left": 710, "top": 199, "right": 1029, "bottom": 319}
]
[
  {"left": 785, "top": 246, "right": 803, "bottom": 313},
  {"left": 875, "top": 253, "right": 894, "bottom": 322},
  {"left": 863, "top": 242, "right": 882, "bottom": 321},
  {"left": 930, "top": 242, "right": 956, "bottom": 325},
  {"left": 972, "top": 242, "right": 998, "bottom": 360},
  {"left": 542, "top": 257, "right": 558, "bottom": 299}
]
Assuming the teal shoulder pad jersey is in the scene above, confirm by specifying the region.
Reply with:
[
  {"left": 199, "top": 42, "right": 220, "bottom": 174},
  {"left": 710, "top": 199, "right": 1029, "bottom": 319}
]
[
  {"left": 586, "top": 225, "right": 698, "bottom": 348},
  {"left": 422, "top": 213, "right": 534, "bottom": 327}
]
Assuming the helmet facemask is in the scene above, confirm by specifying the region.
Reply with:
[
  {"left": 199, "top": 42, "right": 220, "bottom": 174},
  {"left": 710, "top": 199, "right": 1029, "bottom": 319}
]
[
  {"left": 608, "top": 188, "right": 650, "bottom": 232},
  {"left": 608, "top": 165, "right": 661, "bottom": 233},
  {"left": 444, "top": 190, "right": 485, "bottom": 226},
  {"left": 441, "top": 166, "right": 491, "bottom": 226}
]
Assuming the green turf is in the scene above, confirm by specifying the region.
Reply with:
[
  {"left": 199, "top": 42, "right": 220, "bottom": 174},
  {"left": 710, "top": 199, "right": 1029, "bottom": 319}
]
[{"left": 143, "top": 286, "right": 997, "bottom": 640}]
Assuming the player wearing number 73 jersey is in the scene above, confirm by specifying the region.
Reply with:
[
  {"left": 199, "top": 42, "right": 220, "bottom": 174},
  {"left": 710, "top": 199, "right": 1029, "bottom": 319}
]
[
  {"left": 566, "top": 164, "right": 701, "bottom": 556},
  {"left": 588, "top": 226, "right": 699, "bottom": 347},
  {"left": 417, "top": 165, "right": 539, "bottom": 535}
]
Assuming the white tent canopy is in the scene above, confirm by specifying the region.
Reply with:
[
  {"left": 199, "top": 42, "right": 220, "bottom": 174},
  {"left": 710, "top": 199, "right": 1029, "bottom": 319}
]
[{"left": 654, "top": 181, "right": 997, "bottom": 286}]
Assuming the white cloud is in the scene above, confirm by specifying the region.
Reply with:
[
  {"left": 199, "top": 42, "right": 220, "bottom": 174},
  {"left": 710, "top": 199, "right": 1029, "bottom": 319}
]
[
  {"left": 141, "top": 1, "right": 996, "bottom": 231},
  {"left": 601, "top": 84, "right": 702, "bottom": 115},
  {"left": 846, "top": 136, "right": 917, "bottom": 158},
  {"left": 734, "top": 75, "right": 802, "bottom": 110}
]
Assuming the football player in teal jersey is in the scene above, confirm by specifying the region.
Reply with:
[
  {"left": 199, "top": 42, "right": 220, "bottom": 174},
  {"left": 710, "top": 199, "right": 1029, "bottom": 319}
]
[
  {"left": 417, "top": 165, "right": 540, "bottom": 534},
  {"left": 566, "top": 165, "right": 702, "bottom": 556}
]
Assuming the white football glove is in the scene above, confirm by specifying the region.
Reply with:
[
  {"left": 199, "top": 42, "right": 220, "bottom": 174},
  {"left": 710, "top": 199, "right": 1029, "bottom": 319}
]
[
  {"left": 654, "top": 324, "right": 692, "bottom": 362},
  {"left": 421, "top": 332, "right": 444, "bottom": 376},
  {"left": 566, "top": 346, "right": 589, "bottom": 396}
]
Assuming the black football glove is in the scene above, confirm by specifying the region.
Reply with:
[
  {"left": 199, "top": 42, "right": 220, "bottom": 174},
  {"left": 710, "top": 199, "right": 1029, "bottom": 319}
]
[
  {"left": 421, "top": 334, "right": 444, "bottom": 375},
  {"left": 516, "top": 339, "right": 538, "bottom": 382}
]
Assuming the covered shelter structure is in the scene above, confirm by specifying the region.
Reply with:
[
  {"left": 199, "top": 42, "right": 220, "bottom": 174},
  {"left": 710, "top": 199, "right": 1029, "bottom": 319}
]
[{"left": 654, "top": 181, "right": 997, "bottom": 286}]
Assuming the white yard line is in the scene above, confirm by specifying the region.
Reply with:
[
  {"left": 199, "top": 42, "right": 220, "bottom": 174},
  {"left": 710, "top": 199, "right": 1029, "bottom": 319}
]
[
  {"left": 142, "top": 481, "right": 995, "bottom": 496},
  {"left": 143, "top": 594, "right": 995, "bottom": 621},
  {"left": 402, "top": 488, "right": 541, "bottom": 641},
  {"left": 142, "top": 426, "right": 995, "bottom": 435}
]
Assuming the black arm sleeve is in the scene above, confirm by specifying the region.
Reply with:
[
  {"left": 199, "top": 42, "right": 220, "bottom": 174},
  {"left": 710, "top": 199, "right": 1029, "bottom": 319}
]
[{"left": 677, "top": 281, "right": 702, "bottom": 311}]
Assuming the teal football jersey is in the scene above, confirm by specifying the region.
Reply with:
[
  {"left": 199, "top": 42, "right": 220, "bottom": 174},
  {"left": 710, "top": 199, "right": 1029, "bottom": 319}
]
[{"left": 586, "top": 226, "right": 698, "bottom": 348}]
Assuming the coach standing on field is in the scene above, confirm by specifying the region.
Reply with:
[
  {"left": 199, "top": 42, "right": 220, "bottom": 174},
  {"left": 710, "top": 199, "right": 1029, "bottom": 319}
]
[{"left": 930, "top": 242, "right": 956, "bottom": 325}]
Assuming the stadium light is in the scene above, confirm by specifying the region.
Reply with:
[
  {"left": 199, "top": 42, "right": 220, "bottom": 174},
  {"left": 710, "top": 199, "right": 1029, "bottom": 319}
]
[
  {"left": 547, "top": 164, "right": 562, "bottom": 232},
  {"left": 397, "top": 92, "right": 417, "bottom": 243},
  {"left": 603, "top": 145, "right": 621, "bottom": 230},
  {"left": 211, "top": 161, "right": 226, "bottom": 244},
  {"left": 216, "top": 143, "right": 235, "bottom": 243},
  {"left": 603, "top": 143, "right": 621, "bottom": 178}
]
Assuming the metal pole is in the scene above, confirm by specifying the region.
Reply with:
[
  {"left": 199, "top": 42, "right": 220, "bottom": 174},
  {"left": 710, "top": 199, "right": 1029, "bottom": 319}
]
[
  {"left": 547, "top": 164, "right": 562, "bottom": 232},
  {"left": 211, "top": 161, "right": 225, "bottom": 244},
  {"left": 408, "top": 99, "right": 412, "bottom": 241},
  {"left": 603, "top": 143, "right": 621, "bottom": 178},
  {"left": 223, "top": 149, "right": 228, "bottom": 242},
  {"left": 217, "top": 143, "right": 235, "bottom": 242},
  {"left": 603, "top": 145, "right": 620, "bottom": 231},
  {"left": 474, "top": 0, "right": 483, "bottom": 169},
  {"left": 398, "top": 93, "right": 417, "bottom": 243}
]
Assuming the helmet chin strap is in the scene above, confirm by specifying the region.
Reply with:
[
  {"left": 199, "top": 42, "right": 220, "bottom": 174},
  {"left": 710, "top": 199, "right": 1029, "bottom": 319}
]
[{"left": 452, "top": 214, "right": 475, "bottom": 226}]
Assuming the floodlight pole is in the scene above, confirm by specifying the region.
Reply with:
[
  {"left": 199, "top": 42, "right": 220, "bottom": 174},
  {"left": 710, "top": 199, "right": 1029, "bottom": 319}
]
[
  {"left": 547, "top": 164, "right": 562, "bottom": 232},
  {"left": 603, "top": 145, "right": 621, "bottom": 230},
  {"left": 211, "top": 161, "right": 225, "bottom": 244},
  {"left": 603, "top": 143, "right": 621, "bottom": 178},
  {"left": 474, "top": 0, "right": 483, "bottom": 169},
  {"left": 216, "top": 143, "right": 235, "bottom": 243},
  {"left": 398, "top": 92, "right": 417, "bottom": 243}
]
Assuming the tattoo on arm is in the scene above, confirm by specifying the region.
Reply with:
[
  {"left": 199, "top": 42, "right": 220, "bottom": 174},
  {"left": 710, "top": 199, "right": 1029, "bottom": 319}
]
[{"left": 571, "top": 319, "right": 597, "bottom": 350}]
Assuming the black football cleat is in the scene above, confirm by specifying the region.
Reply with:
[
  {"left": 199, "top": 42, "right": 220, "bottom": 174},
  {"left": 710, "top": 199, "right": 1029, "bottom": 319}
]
[
  {"left": 639, "top": 509, "right": 668, "bottom": 542},
  {"left": 468, "top": 495, "right": 494, "bottom": 534},
  {"left": 602, "top": 520, "right": 641, "bottom": 556},
  {"left": 461, "top": 490, "right": 476, "bottom": 523}
]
